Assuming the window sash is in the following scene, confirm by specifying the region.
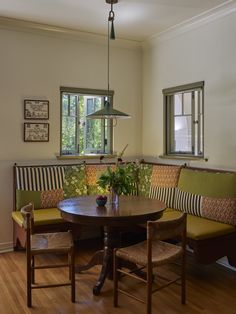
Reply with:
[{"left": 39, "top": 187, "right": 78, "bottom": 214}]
[
  {"left": 60, "top": 87, "right": 113, "bottom": 156},
  {"left": 164, "top": 82, "right": 204, "bottom": 157}
]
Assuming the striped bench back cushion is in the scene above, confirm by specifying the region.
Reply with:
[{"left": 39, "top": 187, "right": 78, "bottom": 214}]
[
  {"left": 149, "top": 186, "right": 175, "bottom": 208},
  {"left": 173, "top": 188, "right": 236, "bottom": 225},
  {"left": 174, "top": 188, "right": 202, "bottom": 216},
  {"left": 15, "top": 165, "right": 66, "bottom": 191}
]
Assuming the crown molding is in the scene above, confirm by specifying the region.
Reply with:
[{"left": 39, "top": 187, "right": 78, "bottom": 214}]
[
  {"left": 0, "top": 16, "right": 141, "bottom": 50},
  {"left": 143, "top": 0, "right": 236, "bottom": 50}
]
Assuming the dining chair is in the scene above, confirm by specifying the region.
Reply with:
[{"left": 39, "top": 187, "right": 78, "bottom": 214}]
[
  {"left": 113, "top": 212, "right": 187, "bottom": 314},
  {"left": 21, "top": 203, "right": 75, "bottom": 307}
]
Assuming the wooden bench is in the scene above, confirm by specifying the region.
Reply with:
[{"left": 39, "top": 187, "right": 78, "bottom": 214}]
[
  {"left": 12, "top": 161, "right": 236, "bottom": 268},
  {"left": 12, "top": 162, "right": 117, "bottom": 249},
  {"left": 139, "top": 162, "right": 236, "bottom": 267},
  {"left": 12, "top": 163, "right": 75, "bottom": 249}
]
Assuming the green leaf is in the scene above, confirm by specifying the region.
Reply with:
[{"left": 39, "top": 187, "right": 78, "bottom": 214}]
[{"left": 96, "top": 164, "right": 138, "bottom": 196}]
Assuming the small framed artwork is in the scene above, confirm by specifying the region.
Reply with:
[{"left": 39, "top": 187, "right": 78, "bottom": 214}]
[
  {"left": 24, "top": 123, "right": 49, "bottom": 142},
  {"left": 24, "top": 100, "right": 49, "bottom": 120}
]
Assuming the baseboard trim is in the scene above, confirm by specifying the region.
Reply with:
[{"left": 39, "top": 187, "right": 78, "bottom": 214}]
[
  {"left": 217, "top": 257, "right": 236, "bottom": 272},
  {"left": 0, "top": 242, "right": 13, "bottom": 253},
  {"left": 187, "top": 245, "right": 236, "bottom": 272}
]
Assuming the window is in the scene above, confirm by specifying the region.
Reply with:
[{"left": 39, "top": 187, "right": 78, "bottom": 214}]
[
  {"left": 163, "top": 81, "right": 204, "bottom": 158},
  {"left": 60, "top": 87, "right": 113, "bottom": 156}
]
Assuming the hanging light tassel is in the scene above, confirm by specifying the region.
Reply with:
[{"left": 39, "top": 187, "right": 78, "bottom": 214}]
[
  {"left": 109, "top": 2, "right": 115, "bottom": 40},
  {"left": 110, "top": 19, "right": 115, "bottom": 39}
]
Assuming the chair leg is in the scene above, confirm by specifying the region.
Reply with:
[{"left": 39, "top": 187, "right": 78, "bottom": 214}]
[
  {"left": 113, "top": 250, "right": 118, "bottom": 307},
  {"left": 27, "top": 254, "right": 32, "bottom": 307},
  {"left": 68, "top": 253, "right": 71, "bottom": 281},
  {"left": 70, "top": 248, "right": 76, "bottom": 303},
  {"left": 31, "top": 256, "right": 35, "bottom": 284},
  {"left": 146, "top": 264, "right": 152, "bottom": 314},
  {"left": 181, "top": 252, "right": 186, "bottom": 305}
]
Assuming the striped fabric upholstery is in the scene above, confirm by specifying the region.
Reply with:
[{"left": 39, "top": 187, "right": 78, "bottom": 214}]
[
  {"left": 174, "top": 188, "right": 202, "bottom": 216},
  {"left": 149, "top": 186, "right": 175, "bottom": 207},
  {"left": 15, "top": 166, "right": 66, "bottom": 191}
]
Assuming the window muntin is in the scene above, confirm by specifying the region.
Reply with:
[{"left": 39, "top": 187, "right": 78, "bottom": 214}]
[
  {"left": 60, "top": 88, "right": 113, "bottom": 156},
  {"left": 163, "top": 82, "right": 204, "bottom": 158}
]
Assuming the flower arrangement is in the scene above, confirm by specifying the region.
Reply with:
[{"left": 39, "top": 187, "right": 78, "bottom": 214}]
[{"left": 97, "top": 165, "right": 135, "bottom": 197}]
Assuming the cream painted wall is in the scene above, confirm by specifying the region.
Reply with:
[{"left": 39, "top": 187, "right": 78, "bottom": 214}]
[
  {"left": 142, "top": 11, "right": 236, "bottom": 170},
  {"left": 0, "top": 28, "right": 142, "bottom": 249}
]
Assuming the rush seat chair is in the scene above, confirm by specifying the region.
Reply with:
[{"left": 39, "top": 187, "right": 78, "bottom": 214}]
[
  {"left": 21, "top": 203, "right": 76, "bottom": 307},
  {"left": 113, "top": 213, "right": 187, "bottom": 314}
]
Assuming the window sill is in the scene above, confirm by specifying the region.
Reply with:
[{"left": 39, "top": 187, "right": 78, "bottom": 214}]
[
  {"left": 159, "top": 154, "right": 208, "bottom": 162},
  {"left": 56, "top": 154, "right": 117, "bottom": 160}
]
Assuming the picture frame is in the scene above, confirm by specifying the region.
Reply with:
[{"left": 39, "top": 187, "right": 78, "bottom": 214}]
[
  {"left": 24, "top": 123, "right": 49, "bottom": 142},
  {"left": 24, "top": 100, "right": 49, "bottom": 120}
]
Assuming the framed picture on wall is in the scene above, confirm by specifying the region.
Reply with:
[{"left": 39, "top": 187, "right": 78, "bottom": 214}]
[
  {"left": 24, "top": 100, "right": 49, "bottom": 120},
  {"left": 24, "top": 123, "right": 49, "bottom": 142}
]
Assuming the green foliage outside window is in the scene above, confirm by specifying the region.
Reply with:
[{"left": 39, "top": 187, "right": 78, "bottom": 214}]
[{"left": 61, "top": 89, "right": 111, "bottom": 155}]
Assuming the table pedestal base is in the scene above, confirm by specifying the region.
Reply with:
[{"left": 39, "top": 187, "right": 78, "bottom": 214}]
[
  {"left": 77, "top": 226, "right": 120, "bottom": 295},
  {"left": 59, "top": 195, "right": 165, "bottom": 296}
]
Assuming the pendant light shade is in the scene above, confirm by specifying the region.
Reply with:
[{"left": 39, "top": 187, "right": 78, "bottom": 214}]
[
  {"left": 86, "top": 0, "right": 130, "bottom": 120},
  {"left": 86, "top": 101, "right": 130, "bottom": 119}
]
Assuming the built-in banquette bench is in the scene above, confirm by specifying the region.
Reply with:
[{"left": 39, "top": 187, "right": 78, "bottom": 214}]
[
  {"left": 138, "top": 162, "right": 236, "bottom": 267},
  {"left": 12, "top": 162, "right": 118, "bottom": 249},
  {"left": 12, "top": 161, "right": 236, "bottom": 268}
]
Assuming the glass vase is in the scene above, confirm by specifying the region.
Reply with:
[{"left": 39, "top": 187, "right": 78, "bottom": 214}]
[{"left": 110, "top": 189, "right": 119, "bottom": 206}]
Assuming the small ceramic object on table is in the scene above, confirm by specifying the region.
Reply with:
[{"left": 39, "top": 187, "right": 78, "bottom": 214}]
[{"left": 96, "top": 195, "right": 107, "bottom": 206}]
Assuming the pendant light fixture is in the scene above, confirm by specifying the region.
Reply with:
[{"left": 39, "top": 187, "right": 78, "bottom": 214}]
[{"left": 87, "top": 0, "right": 130, "bottom": 120}]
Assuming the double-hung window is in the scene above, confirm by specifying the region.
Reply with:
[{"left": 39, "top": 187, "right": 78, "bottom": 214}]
[
  {"left": 163, "top": 81, "right": 204, "bottom": 158},
  {"left": 60, "top": 87, "right": 113, "bottom": 156}
]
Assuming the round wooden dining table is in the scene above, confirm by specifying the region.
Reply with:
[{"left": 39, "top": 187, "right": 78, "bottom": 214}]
[{"left": 58, "top": 195, "right": 166, "bottom": 295}]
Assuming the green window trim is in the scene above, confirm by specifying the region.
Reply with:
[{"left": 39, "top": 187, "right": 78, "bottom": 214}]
[{"left": 163, "top": 81, "right": 204, "bottom": 158}]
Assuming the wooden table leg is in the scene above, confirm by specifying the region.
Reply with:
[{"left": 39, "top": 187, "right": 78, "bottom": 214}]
[
  {"left": 75, "top": 250, "right": 104, "bottom": 272},
  {"left": 75, "top": 226, "right": 147, "bottom": 295},
  {"left": 93, "top": 226, "right": 120, "bottom": 295}
]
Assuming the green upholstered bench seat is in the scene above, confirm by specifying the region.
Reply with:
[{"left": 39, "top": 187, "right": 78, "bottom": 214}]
[
  {"left": 160, "top": 209, "right": 236, "bottom": 241},
  {"left": 141, "top": 163, "right": 236, "bottom": 266},
  {"left": 12, "top": 163, "right": 118, "bottom": 249},
  {"left": 12, "top": 162, "right": 236, "bottom": 266},
  {"left": 12, "top": 208, "right": 65, "bottom": 227}
]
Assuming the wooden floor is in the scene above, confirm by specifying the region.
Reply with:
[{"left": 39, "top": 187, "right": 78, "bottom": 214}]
[{"left": 0, "top": 240, "right": 236, "bottom": 314}]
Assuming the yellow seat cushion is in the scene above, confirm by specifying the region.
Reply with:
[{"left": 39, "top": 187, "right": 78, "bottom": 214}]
[
  {"left": 12, "top": 208, "right": 65, "bottom": 227},
  {"left": 160, "top": 209, "right": 236, "bottom": 240}
]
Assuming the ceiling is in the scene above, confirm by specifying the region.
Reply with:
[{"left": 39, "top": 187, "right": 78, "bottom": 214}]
[{"left": 0, "top": 0, "right": 230, "bottom": 41}]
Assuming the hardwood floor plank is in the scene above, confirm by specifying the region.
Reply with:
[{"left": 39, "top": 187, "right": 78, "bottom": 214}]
[{"left": 0, "top": 241, "right": 235, "bottom": 313}]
